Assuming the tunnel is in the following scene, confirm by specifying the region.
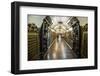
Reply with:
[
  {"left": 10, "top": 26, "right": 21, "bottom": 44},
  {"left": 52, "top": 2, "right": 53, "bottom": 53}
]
[{"left": 28, "top": 15, "right": 88, "bottom": 61}]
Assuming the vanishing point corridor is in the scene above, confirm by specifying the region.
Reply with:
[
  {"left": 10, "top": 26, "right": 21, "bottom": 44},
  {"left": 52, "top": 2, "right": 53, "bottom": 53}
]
[
  {"left": 44, "top": 35, "right": 77, "bottom": 60},
  {"left": 28, "top": 16, "right": 88, "bottom": 60}
]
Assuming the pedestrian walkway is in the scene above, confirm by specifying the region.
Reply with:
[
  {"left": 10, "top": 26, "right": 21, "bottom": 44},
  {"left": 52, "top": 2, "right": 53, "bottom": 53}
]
[{"left": 44, "top": 35, "right": 77, "bottom": 60}]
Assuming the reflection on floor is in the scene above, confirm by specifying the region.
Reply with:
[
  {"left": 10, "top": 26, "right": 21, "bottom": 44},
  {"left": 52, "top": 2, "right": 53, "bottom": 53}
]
[{"left": 44, "top": 35, "right": 77, "bottom": 60}]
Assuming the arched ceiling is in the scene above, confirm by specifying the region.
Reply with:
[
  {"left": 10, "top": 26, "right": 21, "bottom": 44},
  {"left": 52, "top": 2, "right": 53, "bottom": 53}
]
[{"left": 48, "top": 16, "right": 72, "bottom": 33}]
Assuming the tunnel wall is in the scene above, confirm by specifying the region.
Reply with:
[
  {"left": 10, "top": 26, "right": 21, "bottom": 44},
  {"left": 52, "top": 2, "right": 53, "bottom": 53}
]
[
  {"left": 40, "top": 16, "right": 52, "bottom": 59},
  {"left": 66, "top": 17, "right": 88, "bottom": 58}
]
